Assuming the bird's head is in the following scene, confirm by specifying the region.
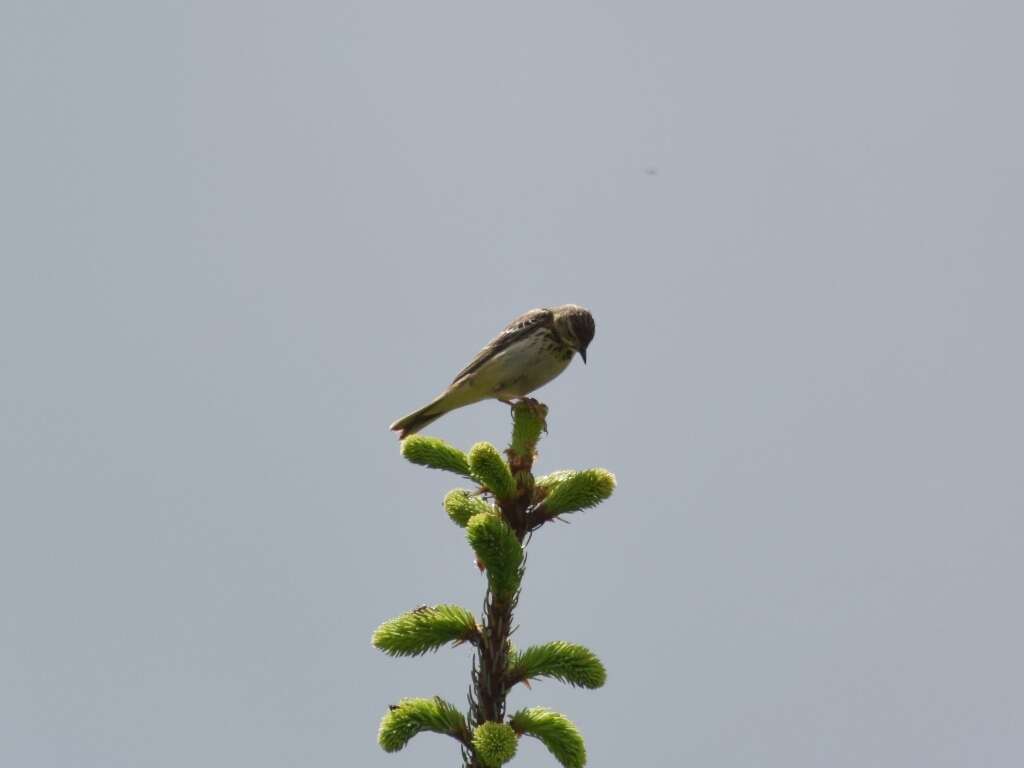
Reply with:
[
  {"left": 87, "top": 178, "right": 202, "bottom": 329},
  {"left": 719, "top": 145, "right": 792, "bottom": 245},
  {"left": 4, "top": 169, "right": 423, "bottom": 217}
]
[{"left": 552, "top": 305, "right": 596, "bottom": 363}]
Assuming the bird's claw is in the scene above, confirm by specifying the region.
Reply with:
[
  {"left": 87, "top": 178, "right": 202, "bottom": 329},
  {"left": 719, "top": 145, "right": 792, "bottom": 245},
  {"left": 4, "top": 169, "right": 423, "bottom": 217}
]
[
  {"left": 500, "top": 397, "right": 549, "bottom": 434},
  {"left": 519, "top": 398, "right": 549, "bottom": 430}
]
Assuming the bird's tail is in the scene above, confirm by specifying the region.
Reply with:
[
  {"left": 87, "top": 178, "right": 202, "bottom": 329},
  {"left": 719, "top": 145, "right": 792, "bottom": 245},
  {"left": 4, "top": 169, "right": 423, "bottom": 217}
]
[{"left": 389, "top": 397, "right": 449, "bottom": 439}]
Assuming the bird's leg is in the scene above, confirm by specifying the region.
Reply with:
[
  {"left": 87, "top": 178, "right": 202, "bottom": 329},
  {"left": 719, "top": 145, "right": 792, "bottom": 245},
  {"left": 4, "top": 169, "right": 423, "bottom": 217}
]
[{"left": 498, "top": 398, "right": 518, "bottom": 422}]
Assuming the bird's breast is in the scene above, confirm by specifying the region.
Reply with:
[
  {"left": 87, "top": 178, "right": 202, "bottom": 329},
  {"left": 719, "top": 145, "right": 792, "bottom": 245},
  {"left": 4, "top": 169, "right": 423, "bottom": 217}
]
[{"left": 486, "top": 333, "right": 573, "bottom": 397}]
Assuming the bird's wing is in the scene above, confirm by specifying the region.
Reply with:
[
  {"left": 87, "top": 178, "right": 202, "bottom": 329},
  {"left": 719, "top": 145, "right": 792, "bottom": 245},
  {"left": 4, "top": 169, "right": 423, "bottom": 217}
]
[{"left": 451, "top": 308, "right": 555, "bottom": 384}]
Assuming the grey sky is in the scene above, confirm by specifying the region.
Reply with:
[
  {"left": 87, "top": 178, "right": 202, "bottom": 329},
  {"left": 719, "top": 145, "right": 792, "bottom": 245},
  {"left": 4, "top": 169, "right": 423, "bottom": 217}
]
[{"left": 2, "top": 2, "right": 1022, "bottom": 766}]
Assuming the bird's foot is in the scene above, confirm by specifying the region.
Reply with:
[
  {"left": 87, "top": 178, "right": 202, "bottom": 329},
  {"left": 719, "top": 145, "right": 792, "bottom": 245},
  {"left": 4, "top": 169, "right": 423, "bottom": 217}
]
[
  {"left": 520, "top": 397, "right": 548, "bottom": 422},
  {"left": 504, "top": 397, "right": 549, "bottom": 434}
]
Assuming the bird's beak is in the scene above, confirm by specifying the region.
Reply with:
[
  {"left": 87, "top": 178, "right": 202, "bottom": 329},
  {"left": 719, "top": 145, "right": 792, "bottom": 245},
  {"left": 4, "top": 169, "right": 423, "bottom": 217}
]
[{"left": 580, "top": 349, "right": 587, "bottom": 364}]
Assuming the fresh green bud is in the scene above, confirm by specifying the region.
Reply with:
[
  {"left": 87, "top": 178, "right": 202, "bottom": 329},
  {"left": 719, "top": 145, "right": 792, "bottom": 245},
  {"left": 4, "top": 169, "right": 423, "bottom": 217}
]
[
  {"left": 472, "top": 721, "right": 518, "bottom": 767},
  {"left": 444, "top": 489, "right": 493, "bottom": 528},
  {"left": 509, "top": 401, "right": 548, "bottom": 460},
  {"left": 534, "top": 470, "right": 572, "bottom": 494},
  {"left": 378, "top": 697, "right": 468, "bottom": 753},
  {"left": 401, "top": 436, "right": 472, "bottom": 478},
  {"left": 466, "top": 513, "right": 522, "bottom": 600},
  {"left": 507, "top": 641, "right": 606, "bottom": 689},
  {"left": 372, "top": 604, "right": 479, "bottom": 657},
  {"left": 537, "top": 469, "right": 616, "bottom": 515},
  {"left": 468, "top": 442, "right": 516, "bottom": 499},
  {"left": 509, "top": 707, "right": 586, "bottom": 768}
]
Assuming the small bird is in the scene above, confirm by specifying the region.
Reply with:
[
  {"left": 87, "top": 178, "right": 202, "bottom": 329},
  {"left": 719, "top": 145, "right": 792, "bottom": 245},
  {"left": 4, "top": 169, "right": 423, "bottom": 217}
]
[{"left": 389, "top": 305, "right": 596, "bottom": 438}]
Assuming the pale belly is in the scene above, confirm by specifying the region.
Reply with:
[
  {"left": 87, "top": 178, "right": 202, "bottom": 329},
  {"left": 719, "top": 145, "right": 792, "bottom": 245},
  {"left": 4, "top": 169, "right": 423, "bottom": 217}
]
[
  {"left": 442, "top": 333, "right": 575, "bottom": 410},
  {"left": 486, "top": 342, "right": 573, "bottom": 397}
]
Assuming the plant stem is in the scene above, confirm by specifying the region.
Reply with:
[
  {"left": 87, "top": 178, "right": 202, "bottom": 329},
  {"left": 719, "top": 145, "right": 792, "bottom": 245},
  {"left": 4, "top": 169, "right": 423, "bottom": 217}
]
[{"left": 464, "top": 403, "right": 542, "bottom": 767}]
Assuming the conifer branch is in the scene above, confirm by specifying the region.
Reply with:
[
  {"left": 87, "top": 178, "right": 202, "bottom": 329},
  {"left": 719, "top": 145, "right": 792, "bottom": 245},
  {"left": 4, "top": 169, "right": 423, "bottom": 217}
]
[
  {"left": 506, "top": 641, "right": 607, "bottom": 689},
  {"left": 468, "top": 442, "right": 516, "bottom": 500},
  {"left": 532, "top": 469, "right": 616, "bottom": 527},
  {"left": 466, "top": 513, "right": 523, "bottom": 602},
  {"left": 508, "top": 399, "right": 547, "bottom": 471},
  {"left": 377, "top": 402, "right": 613, "bottom": 767},
  {"left": 401, "top": 436, "right": 473, "bottom": 478},
  {"left": 508, "top": 707, "right": 587, "bottom": 768},
  {"left": 378, "top": 696, "right": 471, "bottom": 752},
  {"left": 373, "top": 604, "right": 480, "bottom": 657}
]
